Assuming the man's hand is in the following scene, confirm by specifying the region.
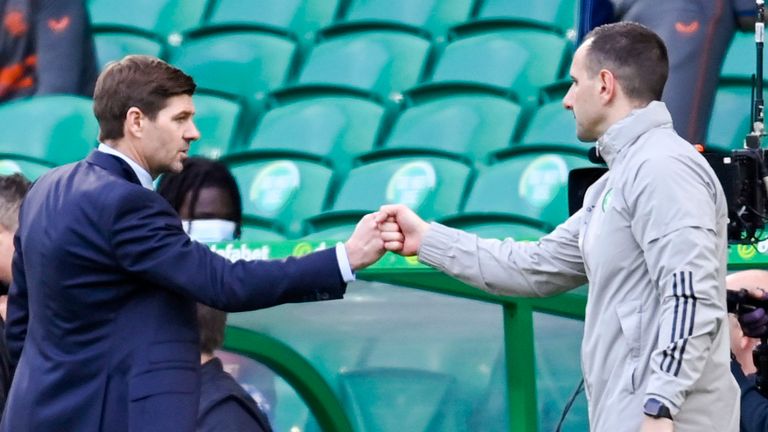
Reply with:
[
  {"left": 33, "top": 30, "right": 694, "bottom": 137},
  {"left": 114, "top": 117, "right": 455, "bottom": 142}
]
[
  {"left": 640, "top": 417, "right": 673, "bottom": 432},
  {"left": 727, "top": 277, "right": 768, "bottom": 338},
  {"left": 344, "top": 212, "right": 388, "bottom": 271},
  {"left": 378, "top": 204, "right": 430, "bottom": 256}
]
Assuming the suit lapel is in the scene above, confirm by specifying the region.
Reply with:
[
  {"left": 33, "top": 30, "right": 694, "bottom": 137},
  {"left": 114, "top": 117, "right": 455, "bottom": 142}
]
[{"left": 85, "top": 150, "right": 143, "bottom": 187}]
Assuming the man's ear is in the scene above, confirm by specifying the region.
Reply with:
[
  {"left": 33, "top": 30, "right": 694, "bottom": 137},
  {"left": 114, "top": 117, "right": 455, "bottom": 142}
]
[
  {"left": 598, "top": 69, "right": 617, "bottom": 103},
  {"left": 125, "top": 107, "right": 145, "bottom": 138}
]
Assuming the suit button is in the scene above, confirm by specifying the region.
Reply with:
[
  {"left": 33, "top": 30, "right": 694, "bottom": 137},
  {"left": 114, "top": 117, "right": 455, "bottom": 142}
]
[{"left": 319, "top": 292, "right": 330, "bottom": 300}]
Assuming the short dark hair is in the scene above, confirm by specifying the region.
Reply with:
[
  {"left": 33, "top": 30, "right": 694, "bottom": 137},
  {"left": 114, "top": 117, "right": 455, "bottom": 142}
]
[
  {"left": 0, "top": 174, "right": 30, "bottom": 231},
  {"left": 156, "top": 157, "right": 243, "bottom": 238},
  {"left": 197, "top": 303, "right": 227, "bottom": 354},
  {"left": 93, "top": 55, "right": 197, "bottom": 142},
  {"left": 583, "top": 22, "right": 669, "bottom": 102}
]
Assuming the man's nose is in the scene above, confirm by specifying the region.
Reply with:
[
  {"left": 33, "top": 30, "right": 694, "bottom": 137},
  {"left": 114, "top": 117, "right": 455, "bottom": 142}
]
[
  {"left": 562, "top": 93, "right": 573, "bottom": 110},
  {"left": 186, "top": 122, "right": 201, "bottom": 141}
]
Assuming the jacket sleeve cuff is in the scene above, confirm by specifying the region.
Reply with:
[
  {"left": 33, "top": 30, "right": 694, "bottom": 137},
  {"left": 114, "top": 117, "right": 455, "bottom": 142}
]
[
  {"left": 334, "top": 242, "right": 355, "bottom": 282},
  {"left": 417, "top": 223, "right": 458, "bottom": 270}
]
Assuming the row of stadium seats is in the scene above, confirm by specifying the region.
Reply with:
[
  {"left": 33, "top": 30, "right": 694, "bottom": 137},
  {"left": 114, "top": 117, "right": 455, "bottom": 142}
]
[
  {"left": 0, "top": 76, "right": 753, "bottom": 183},
  {"left": 86, "top": 0, "right": 578, "bottom": 45},
  {"left": 198, "top": 81, "right": 582, "bottom": 169},
  {"left": 0, "top": 95, "right": 595, "bottom": 240},
  {"left": 85, "top": 1, "right": 763, "bottom": 157},
  {"left": 0, "top": 87, "right": 583, "bottom": 170},
  {"left": 93, "top": 21, "right": 573, "bottom": 107}
]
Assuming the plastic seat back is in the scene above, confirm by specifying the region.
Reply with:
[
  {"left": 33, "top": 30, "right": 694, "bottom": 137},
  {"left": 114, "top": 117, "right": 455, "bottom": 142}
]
[
  {"left": 297, "top": 24, "right": 433, "bottom": 99},
  {"left": 190, "top": 92, "right": 243, "bottom": 159},
  {"left": 476, "top": 150, "right": 596, "bottom": 229},
  {"left": 0, "top": 95, "right": 97, "bottom": 166},
  {"left": 343, "top": 0, "right": 473, "bottom": 40},
  {"left": 381, "top": 85, "right": 521, "bottom": 161},
  {"left": 243, "top": 87, "right": 387, "bottom": 175},
  {"left": 431, "top": 23, "right": 571, "bottom": 104},
  {"left": 88, "top": 0, "right": 207, "bottom": 42},
  {"left": 306, "top": 155, "right": 472, "bottom": 237},
  {"left": 721, "top": 31, "right": 764, "bottom": 80},
  {"left": 93, "top": 30, "right": 166, "bottom": 70},
  {"left": 205, "top": 0, "right": 341, "bottom": 42},
  {"left": 226, "top": 157, "right": 334, "bottom": 237},
  {"left": 171, "top": 28, "right": 298, "bottom": 101},
  {"left": 476, "top": 0, "right": 578, "bottom": 33},
  {"left": 706, "top": 79, "right": 752, "bottom": 153}
]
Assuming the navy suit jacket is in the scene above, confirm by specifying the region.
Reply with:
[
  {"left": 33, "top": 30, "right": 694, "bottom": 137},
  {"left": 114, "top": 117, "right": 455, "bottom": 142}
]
[
  {"left": 197, "top": 358, "right": 272, "bottom": 432},
  {"left": 1, "top": 151, "right": 346, "bottom": 432}
]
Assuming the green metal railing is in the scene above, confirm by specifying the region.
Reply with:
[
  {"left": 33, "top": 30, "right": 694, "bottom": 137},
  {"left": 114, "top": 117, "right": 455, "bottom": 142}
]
[
  {"left": 221, "top": 240, "right": 768, "bottom": 431},
  {"left": 220, "top": 241, "right": 587, "bottom": 432}
]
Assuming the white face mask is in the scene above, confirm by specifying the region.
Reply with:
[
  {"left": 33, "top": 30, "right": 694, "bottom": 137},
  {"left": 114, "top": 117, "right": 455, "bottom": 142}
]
[{"left": 182, "top": 219, "right": 237, "bottom": 243}]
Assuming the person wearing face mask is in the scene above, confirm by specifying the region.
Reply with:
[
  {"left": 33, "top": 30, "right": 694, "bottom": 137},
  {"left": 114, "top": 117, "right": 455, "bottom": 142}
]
[
  {"left": 156, "top": 157, "right": 243, "bottom": 244},
  {"left": 157, "top": 156, "right": 273, "bottom": 432}
]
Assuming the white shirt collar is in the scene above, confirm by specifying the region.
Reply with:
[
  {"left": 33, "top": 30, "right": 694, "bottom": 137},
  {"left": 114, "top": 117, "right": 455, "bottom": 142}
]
[{"left": 97, "top": 143, "right": 155, "bottom": 190}]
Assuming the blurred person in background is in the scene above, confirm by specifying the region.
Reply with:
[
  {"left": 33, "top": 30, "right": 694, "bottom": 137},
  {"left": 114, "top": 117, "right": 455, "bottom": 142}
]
[
  {"left": 157, "top": 157, "right": 273, "bottom": 432},
  {"left": 578, "top": 0, "right": 756, "bottom": 146},
  {"left": 0, "top": 173, "right": 28, "bottom": 420},
  {"left": 727, "top": 270, "right": 768, "bottom": 432},
  {"left": 0, "top": 0, "right": 97, "bottom": 102}
]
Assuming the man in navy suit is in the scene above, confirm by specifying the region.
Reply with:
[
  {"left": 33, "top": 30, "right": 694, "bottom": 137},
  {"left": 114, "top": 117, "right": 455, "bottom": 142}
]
[{"left": 0, "top": 55, "right": 388, "bottom": 432}]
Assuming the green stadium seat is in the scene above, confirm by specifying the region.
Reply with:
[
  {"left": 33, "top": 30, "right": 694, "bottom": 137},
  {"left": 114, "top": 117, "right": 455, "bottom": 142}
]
[
  {"left": 88, "top": 0, "right": 207, "bottom": 44},
  {"left": 475, "top": 0, "right": 578, "bottom": 33},
  {"left": 238, "top": 86, "right": 388, "bottom": 175},
  {"left": 516, "top": 80, "right": 588, "bottom": 151},
  {"left": 239, "top": 223, "right": 288, "bottom": 242},
  {"left": 305, "top": 155, "right": 471, "bottom": 239},
  {"left": 520, "top": 102, "right": 589, "bottom": 151},
  {"left": 721, "top": 31, "right": 763, "bottom": 80},
  {"left": 706, "top": 79, "right": 752, "bottom": 153},
  {"left": 170, "top": 27, "right": 298, "bottom": 102},
  {"left": 343, "top": 0, "right": 474, "bottom": 40},
  {"left": 93, "top": 30, "right": 166, "bottom": 70},
  {"left": 226, "top": 156, "right": 335, "bottom": 237},
  {"left": 0, "top": 95, "right": 98, "bottom": 166},
  {"left": 430, "top": 22, "right": 571, "bottom": 104},
  {"left": 479, "top": 149, "right": 597, "bottom": 229},
  {"left": 339, "top": 368, "right": 458, "bottom": 432},
  {"left": 190, "top": 92, "right": 243, "bottom": 159},
  {"left": 376, "top": 84, "right": 521, "bottom": 162},
  {"left": 296, "top": 23, "right": 433, "bottom": 100},
  {"left": 205, "top": 0, "right": 342, "bottom": 42}
]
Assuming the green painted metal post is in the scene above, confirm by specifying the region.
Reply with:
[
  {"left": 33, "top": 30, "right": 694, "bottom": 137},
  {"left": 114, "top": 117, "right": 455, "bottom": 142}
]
[
  {"left": 223, "top": 327, "right": 355, "bottom": 432},
  {"left": 504, "top": 302, "right": 539, "bottom": 432}
]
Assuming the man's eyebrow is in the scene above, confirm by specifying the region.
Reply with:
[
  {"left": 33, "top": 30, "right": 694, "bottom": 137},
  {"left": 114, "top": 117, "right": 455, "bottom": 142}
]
[{"left": 173, "top": 110, "right": 194, "bottom": 119}]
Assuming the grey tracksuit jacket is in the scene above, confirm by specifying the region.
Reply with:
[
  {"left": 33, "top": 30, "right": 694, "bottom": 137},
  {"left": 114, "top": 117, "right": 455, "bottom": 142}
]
[{"left": 419, "top": 102, "right": 738, "bottom": 431}]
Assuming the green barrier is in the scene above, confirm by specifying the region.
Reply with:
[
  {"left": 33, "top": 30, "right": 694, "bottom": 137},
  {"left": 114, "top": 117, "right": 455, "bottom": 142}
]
[
  {"left": 220, "top": 240, "right": 756, "bottom": 431},
  {"left": 223, "top": 327, "right": 355, "bottom": 432}
]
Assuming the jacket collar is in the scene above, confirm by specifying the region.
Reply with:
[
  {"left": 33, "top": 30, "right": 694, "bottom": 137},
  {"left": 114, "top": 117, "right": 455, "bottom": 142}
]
[
  {"left": 85, "top": 150, "right": 143, "bottom": 187},
  {"left": 596, "top": 101, "right": 673, "bottom": 168}
]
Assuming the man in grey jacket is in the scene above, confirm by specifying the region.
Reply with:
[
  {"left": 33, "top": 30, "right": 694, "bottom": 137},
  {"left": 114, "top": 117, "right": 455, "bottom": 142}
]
[{"left": 379, "top": 22, "right": 738, "bottom": 432}]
